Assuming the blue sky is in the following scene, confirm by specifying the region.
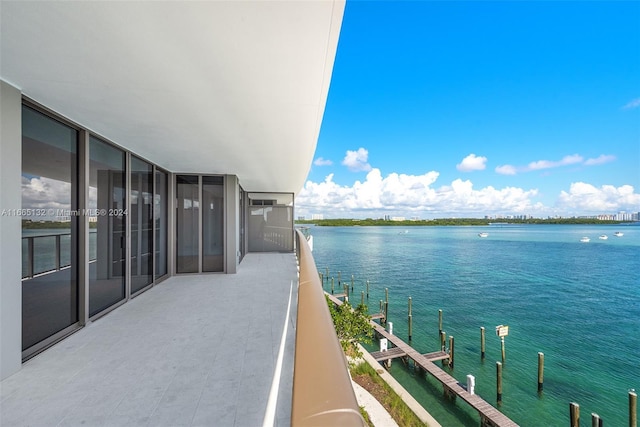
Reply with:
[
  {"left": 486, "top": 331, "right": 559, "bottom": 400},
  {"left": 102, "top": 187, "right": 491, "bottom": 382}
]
[{"left": 297, "top": 0, "right": 640, "bottom": 219}]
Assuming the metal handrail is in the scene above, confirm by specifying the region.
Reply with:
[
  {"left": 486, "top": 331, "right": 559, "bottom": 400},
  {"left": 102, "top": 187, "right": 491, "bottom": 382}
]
[{"left": 292, "top": 229, "right": 365, "bottom": 426}]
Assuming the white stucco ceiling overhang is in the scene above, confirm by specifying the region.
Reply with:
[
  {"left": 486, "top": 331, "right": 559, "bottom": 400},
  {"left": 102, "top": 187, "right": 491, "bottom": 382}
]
[{"left": 1, "top": 0, "right": 344, "bottom": 194}]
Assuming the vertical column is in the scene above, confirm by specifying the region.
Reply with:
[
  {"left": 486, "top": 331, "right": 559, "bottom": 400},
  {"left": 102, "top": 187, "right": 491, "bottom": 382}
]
[
  {"left": 77, "top": 129, "right": 90, "bottom": 325},
  {"left": 0, "top": 81, "right": 22, "bottom": 379},
  {"left": 224, "top": 175, "right": 239, "bottom": 274}
]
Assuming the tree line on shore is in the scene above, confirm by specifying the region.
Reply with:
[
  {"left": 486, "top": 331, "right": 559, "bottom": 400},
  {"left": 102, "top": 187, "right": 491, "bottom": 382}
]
[{"left": 296, "top": 217, "right": 625, "bottom": 227}]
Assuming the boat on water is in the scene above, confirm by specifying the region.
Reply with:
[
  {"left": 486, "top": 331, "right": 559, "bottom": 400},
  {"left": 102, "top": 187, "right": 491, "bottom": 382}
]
[
  {"left": 580, "top": 237, "right": 590, "bottom": 243},
  {"left": 614, "top": 232, "right": 624, "bottom": 237},
  {"left": 478, "top": 232, "right": 489, "bottom": 238},
  {"left": 599, "top": 235, "right": 608, "bottom": 240}
]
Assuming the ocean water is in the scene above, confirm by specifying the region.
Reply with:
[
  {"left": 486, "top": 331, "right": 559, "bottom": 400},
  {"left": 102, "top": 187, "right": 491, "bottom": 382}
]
[
  {"left": 309, "top": 224, "right": 639, "bottom": 426},
  {"left": 22, "top": 229, "right": 97, "bottom": 277}
]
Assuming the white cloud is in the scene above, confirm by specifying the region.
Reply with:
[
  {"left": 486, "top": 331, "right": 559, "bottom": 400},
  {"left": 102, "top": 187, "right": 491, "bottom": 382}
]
[
  {"left": 622, "top": 98, "right": 640, "bottom": 110},
  {"left": 494, "top": 153, "right": 614, "bottom": 175},
  {"left": 556, "top": 182, "right": 640, "bottom": 213},
  {"left": 342, "top": 147, "right": 372, "bottom": 172},
  {"left": 313, "top": 157, "right": 333, "bottom": 166},
  {"left": 527, "top": 154, "right": 583, "bottom": 171},
  {"left": 456, "top": 153, "right": 487, "bottom": 172},
  {"left": 297, "top": 168, "right": 543, "bottom": 217},
  {"left": 584, "top": 154, "right": 616, "bottom": 166},
  {"left": 495, "top": 164, "right": 517, "bottom": 175},
  {"left": 21, "top": 175, "right": 72, "bottom": 216}
]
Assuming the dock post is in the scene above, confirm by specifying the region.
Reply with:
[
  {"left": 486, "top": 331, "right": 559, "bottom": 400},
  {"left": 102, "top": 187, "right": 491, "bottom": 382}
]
[
  {"left": 591, "top": 413, "right": 602, "bottom": 427},
  {"left": 351, "top": 274, "right": 354, "bottom": 292},
  {"left": 496, "top": 362, "right": 503, "bottom": 404},
  {"left": 325, "top": 267, "right": 329, "bottom": 282},
  {"left": 344, "top": 284, "right": 349, "bottom": 300},
  {"left": 319, "top": 272, "right": 323, "bottom": 286},
  {"left": 331, "top": 277, "right": 334, "bottom": 294},
  {"left": 481, "top": 327, "right": 486, "bottom": 360},
  {"left": 467, "top": 374, "right": 475, "bottom": 395},
  {"left": 408, "top": 297, "right": 413, "bottom": 341},
  {"left": 366, "top": 280, "right": 370, "bottom": 298},
  {"left": 501, "top": 337, "right": 506, "bottom": 364},
  {"left": 438, "top": 309, "right": 443, "bottom": 335},
  {"left": 338, "top": 271, "right": 341, "bottom": 286},
  {"left": 570, "top": 402, "right": 580, "bottom": 427},
  {"left": 361, "top": 291, "right": 365, "bottom": 307},
  {"left": 386, "top": 322, "right": 393, "bottom": 368},
  {"left": 538, "top": 352, "right": 545, "bottom": 393},
  {"left": 440, "top": 331, "right": 447, "bottom": 367},
  {"left": 631, "top": 389, "right": 637, "bottom": 427},
  {"left": 384, "top": 288, "right": 389, "bottom": 325},
  {"left": 449, "top": 336, "right": 455, "bottom": 369},
  {"left": 384, "top": 302, "right": 388, "bottom": 325}
]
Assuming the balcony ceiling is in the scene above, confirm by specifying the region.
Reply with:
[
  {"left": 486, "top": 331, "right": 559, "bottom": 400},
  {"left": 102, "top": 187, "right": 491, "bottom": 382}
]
[{"left": 0, "top": 1, "right": 344, "bottom": 194}]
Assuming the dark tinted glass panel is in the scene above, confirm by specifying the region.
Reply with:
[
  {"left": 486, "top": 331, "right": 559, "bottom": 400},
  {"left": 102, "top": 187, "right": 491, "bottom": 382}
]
[
  {"left": 131, "top": 156, "right": 153, "bottom": 293},
  {"left": 176, "top": 175, "right": 199, "bottom": 273},
  {"left": 21, "top": 106, "right": 78, "bottom": 351},
  {"left": 155, "top": 170, "right": 168, "bottom": 278},
  {"left": 89, "top": 137, "right": 126, "bottom": 316},
  {"left": 202, "top": 176, "right": 224, "bottom": 272}
]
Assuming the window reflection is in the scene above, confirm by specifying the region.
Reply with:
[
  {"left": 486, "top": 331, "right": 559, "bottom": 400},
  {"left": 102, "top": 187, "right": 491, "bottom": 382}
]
[
  {"left": 21, "top": 106, "right": 79, "bottom": 353},
  {"left": 89, "top": 137, "right": 126, "bottom": 316}
]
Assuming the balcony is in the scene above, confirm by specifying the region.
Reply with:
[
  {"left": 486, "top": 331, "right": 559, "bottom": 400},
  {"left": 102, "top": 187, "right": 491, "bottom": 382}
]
[{"left": 1, "top": 231, "right": 363, "bottom": 426}]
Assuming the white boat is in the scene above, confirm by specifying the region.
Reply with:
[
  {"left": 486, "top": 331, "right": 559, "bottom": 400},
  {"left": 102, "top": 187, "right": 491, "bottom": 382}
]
[
  {"left": 478, "top": 232, "right": 489, "bottom": 238},
  {"left": 614, "top": 232, "right": 624, "bottom": 237},
  {"left": 580, "top": 237, "right": 590, "bottom": 243},
  {"left": 599, "top": 235, "right": 608, "bottom": 240}
]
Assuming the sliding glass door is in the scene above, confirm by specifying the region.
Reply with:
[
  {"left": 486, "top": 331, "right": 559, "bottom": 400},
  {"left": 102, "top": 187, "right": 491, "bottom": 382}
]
[
  {"left": 89, "top": 137, "right": 126, "bottom": 317},
  {"left": 21, "top": 106, "right": 79, "bottom": 354},
  {"left": 155, "top": 169, "right": 168, "bottom": 279},
  {"left": 131, "top": 156, "right": 153, "bottom": 294},
  {"left": 176, "top": 175, "right": 224, "bottom": 273}
]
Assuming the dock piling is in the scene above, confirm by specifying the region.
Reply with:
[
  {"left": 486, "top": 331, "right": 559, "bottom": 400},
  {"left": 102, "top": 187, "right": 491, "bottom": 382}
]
[
  {"left": 366, "top": 280, "right": 369, "bottom": 298},
  {"left": 497, "top": 362, "right": 503, "bottom": 404},
  {"left": 331, "top": 277, "right": 334, "bottom": 294},
  {"left": 467, "top": 374, "right": 475, "bottom": 395},
  {"left": 438, "top": 309, "right": 443, "bottom": 335},
  {"left": 481, "top": 327, "right": 486, "bottom": 360},
  {"left": 631, "top": 389, "right": 637, "bottom": 427},
  {"left": 449, "top": 335, "right": 455, "bottom": 369},
  {"left": 591, "top": 413, "right": 602, "bottom": 427},
  {"left": 351, "top": 274, "right": 354, "bottom": 292},
  {"left": 570, "top": 402, "right": 580, "bottom": 427},
  {"left": 538, "top": 352, "right": 544, "bottom": 393},
  {"left": 408, "top": 297, "right": 413, "bottom": 341},
  {"left": 361, "top": 291, "right": 364, "bottom": 307}
]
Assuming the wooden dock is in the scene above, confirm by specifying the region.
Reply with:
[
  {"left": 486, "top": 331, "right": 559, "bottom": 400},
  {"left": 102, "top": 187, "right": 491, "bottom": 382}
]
[{"left": 327, "top": 293, "right": 519, "bottom": 427}]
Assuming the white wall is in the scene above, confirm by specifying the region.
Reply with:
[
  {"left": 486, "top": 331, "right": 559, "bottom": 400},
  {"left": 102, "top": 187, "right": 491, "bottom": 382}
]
[{"left": 0, "top": 80, "right": 23, "bottom": 379}]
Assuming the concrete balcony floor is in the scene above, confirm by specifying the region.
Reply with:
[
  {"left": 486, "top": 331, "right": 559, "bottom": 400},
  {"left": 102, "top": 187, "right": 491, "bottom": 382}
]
[{"left": 1, "top": 253, "right": 299, "bottom": 427}]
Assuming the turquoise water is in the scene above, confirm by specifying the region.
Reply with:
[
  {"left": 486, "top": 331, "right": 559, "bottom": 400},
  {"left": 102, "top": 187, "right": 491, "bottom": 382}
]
[{"left": 310, "top": 224, "right": 639, "bottom": 426}]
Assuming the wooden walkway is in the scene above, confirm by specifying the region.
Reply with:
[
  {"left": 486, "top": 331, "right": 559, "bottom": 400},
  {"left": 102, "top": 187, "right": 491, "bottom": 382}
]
[{"left": 327, "top": 293, "right": 519, "bottom": 427}]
